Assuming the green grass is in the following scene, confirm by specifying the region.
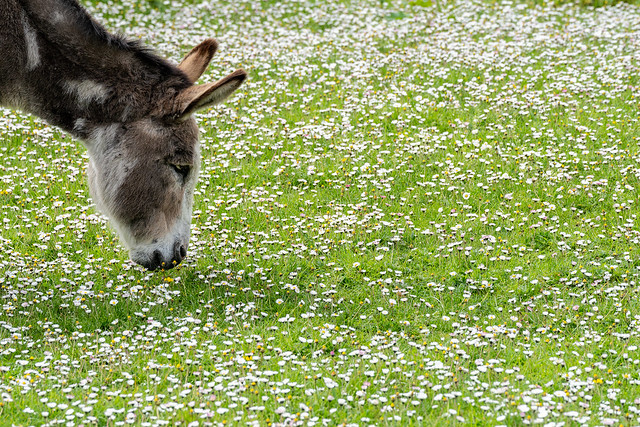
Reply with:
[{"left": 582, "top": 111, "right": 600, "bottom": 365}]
[{"left": 3, "top": 0, "right": 640, "bottom": 425}]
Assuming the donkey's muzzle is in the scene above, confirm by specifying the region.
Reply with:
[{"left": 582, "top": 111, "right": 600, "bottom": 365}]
[{"left": 137, "top": 242, "right": 187, "bottom": 271}]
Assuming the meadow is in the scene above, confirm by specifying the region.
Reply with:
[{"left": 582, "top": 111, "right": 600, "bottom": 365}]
[{"left": 2, "top": 0, "right": 640, "bottom": 425}]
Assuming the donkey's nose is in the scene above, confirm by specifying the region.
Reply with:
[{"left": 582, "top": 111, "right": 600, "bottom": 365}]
[
  {"left": 133, "top": 243, "right": 187, "bottom": 271},
  {"left": 138, "top": 249, "right": 165, "bottom": 270}
]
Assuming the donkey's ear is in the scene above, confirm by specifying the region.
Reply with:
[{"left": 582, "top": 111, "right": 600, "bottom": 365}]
[
  {"left": 178, "top": 39, "right": 219, "bottom": 83},
  {"left": 174, "top": 69, "right": 247, "bottom": 118}
]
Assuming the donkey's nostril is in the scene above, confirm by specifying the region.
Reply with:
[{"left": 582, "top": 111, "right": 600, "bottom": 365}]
[
  {"left": 152, "top": 250, "right": 163, "bottom": 269},
  {"left": 170, "top": 242, "right": 186, "bottom": 267}
]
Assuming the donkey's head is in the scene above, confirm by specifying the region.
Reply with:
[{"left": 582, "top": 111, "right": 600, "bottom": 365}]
[{"left": 85, "top": 40, "right": 246, "bottom": 270}]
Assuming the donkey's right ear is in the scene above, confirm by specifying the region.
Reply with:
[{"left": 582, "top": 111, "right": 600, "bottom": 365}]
[
  {"left": 178, "top": 39, "right": 219, "bottom": 83},
  {"left": 172, "top": 69, "right": 247, "bottom": 119}
]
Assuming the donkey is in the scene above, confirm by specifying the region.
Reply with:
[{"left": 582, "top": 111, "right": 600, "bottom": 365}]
[{"left": 0, "top": 0, "right": 247, "bottom": 270}]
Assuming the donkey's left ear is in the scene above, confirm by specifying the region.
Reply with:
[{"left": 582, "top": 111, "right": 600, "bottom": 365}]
[
  {"left": 174, "top": 69, "right": 247, "bottom": 118},
  {"left": 178, "top": 39, "right": 219, "bottom": 83}
]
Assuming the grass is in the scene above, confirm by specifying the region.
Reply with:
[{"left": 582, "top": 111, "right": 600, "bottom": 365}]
[{"left": 3, "top": 0, "right": 640, "bottom": 425}]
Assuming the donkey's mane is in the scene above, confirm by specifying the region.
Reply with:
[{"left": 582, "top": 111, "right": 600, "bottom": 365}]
[
  {"left": 18, "top": 0, "right": 188, "bottom": 80},
  {"left": 62, "top": 0, "right": 178, "bottom": 73}
]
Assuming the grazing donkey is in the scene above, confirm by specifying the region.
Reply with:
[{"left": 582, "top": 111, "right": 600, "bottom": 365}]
[{"left": 0, "top": 0, "right": 247, "bottom": 269}]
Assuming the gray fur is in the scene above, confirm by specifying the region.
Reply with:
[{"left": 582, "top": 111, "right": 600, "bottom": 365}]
[
  {"left": 64, "top": 80, "right": 110, "bottom": 108},
  {"left": 1, "top": 0, "right": 247, "bottom": 270},
  {"left": 21, "top": 12, "right": 40, "bottom": 70}
]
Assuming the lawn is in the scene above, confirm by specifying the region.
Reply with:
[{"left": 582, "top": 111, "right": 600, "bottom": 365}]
[{"left": 2, "top": 0, "right": 640, "bottom": 425}]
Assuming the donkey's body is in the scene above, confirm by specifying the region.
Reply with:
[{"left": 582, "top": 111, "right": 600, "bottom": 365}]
[{"left": 1, "top": 0, "right": 246, "bottom": 269}]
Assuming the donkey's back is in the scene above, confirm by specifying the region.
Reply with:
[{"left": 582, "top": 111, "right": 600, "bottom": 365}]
[{"left": 1, "top": 0, "right": 247, "bottom": 270}]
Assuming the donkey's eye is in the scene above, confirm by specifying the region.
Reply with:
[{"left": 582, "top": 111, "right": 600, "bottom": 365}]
[{"left": 170, "top": 164, "right": 190, "bottom": 181}]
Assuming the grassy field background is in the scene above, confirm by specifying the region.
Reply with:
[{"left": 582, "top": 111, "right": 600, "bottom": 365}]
[{"left": 2, "top": 0, "right": 640, "bottom": 425}]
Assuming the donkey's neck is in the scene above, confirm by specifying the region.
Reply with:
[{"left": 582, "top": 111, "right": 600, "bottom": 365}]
[
  {"left": 19, "top": 66, "right": 117, "bottom": 136},
  {"left": 10, "top": 1, "right": 190, "bottom": 138}
]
